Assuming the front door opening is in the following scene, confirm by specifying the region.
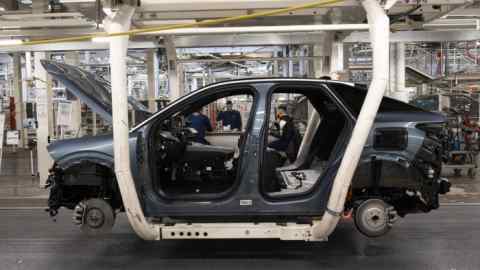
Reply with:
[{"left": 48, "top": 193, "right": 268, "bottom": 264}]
[{"left": 150, "top": 90, "right": 255, "bottom": 199}]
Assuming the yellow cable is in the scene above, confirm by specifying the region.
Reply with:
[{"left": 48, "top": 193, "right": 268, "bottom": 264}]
[{"left": 15, "top": 0, "right": 345, "bottom": 46}]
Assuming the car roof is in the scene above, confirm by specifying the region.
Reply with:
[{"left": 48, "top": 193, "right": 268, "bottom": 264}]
[
  {"left": 131, "top": 78, "right": 361, "bottom": 131},
  {"left": 194, "top": 77, "right": 357, "bottom": 91}
]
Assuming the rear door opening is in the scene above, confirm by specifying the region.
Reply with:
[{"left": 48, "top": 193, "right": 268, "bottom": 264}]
[{"left": 261, "top": 85, "right": 349, "bottom": 198}]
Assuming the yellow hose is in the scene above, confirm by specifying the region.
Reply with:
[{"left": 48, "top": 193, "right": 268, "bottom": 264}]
[{"left": 13, "top": 0, "right": 345, "bottom": 46}]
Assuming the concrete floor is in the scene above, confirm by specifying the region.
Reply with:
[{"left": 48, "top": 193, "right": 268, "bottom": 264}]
[{"left": 1, "top": 205, "right": 479, "bottom": 270}]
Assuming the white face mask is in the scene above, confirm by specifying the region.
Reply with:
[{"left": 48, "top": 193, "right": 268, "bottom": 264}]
[{"left": 279, "top": 119, "right": 287, "bottom": 133}]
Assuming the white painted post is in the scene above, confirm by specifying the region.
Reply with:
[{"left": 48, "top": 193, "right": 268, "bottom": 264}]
[
  {"left": 330, "top": 41, "right": 344, "bottom": 75},
  {"left": 34, "top": 52, "right": 54, "bottom": 186},
  {"left": 165, "top": 36, "right": 181, "bottom": 101},
  {"left": 146, "top": 48, "right": 158, "bottom": 112}
]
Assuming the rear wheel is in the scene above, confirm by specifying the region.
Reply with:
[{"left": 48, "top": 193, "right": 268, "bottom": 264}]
[{"left": 354, "top": 199, "right": 397, "bottom": 237}]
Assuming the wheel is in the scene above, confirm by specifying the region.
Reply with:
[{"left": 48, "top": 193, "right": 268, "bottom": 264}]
[
  {"left": 454, "top": 169, "right": 462, "bottom": 177},
  {"left": 354, "top": 199, "right": 396, "bottom": 238},
  {"left": 468, "top": 168, "right": 476, "bottom": 179},
  {"left": 75, "top": 198, "right": 115, "bottom": 235}
]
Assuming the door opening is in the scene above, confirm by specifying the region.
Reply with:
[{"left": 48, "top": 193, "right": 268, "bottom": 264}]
[
  {"left": 261, "top": 86, "right": 348, "bottom": 198},
  {"left": 149, "top": 90, "right": 255, "bottom": 200}
]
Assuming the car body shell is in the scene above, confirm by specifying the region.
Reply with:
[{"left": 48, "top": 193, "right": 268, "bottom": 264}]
[{"left": 44, "top": 64, "right": 447, "bottom": 220}]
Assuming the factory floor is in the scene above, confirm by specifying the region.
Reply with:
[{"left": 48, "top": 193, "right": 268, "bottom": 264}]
[
  {"left": 0, "top": 148, "right": 47, "bottom": 208},
  {"left": 0, "top": 206, "right": 478, "bottom": 270}
]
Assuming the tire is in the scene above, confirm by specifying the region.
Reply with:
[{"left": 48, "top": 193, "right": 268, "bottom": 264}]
[
  {"left": 354, "top": 199, "right": 393, "bottom": 238},
  {"left": 79, "top": 198, "right": 115, "bottom": 235}
]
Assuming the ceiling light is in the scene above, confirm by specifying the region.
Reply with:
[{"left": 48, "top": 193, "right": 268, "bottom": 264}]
[
  {"left": 0, "top": 39, "right": 23, "bottom": 46},
  {"left": 91, "top": 36, "right": 110, "bottom": 43}
]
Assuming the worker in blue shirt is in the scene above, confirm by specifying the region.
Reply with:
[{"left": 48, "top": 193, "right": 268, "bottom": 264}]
[
  {"left": 217, "top": 100, "right": 242, "bottom": 131},
  {"left": 187, "top": 109, "right": 213, "bottom": 144}
]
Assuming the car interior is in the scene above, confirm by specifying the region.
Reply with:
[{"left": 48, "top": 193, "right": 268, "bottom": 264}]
[
  {"left": 149, "top": 89, "right": 254, "bottom": 199},
  {"left": 261, "top": 86, "right": 348, "bottom": 198}
]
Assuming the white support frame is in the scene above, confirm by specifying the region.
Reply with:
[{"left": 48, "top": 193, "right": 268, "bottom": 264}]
[{"left": 109, "top": 0, "right": 389, "bottom": 241}]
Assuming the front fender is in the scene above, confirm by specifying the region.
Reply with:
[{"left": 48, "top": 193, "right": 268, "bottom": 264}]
[{"left": 54, "top": 151, "right": 114, "bottom": 171}]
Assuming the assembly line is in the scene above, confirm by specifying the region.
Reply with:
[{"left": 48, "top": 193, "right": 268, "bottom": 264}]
[{"left": 0, "top": 0, "right": 480, "bottom": 269}]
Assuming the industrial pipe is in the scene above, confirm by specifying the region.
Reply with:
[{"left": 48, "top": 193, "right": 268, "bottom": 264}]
[
  {"left": 311, "top": 0, "right": 389, "bottom": 239},
  {"left": 106, "top": 5, "right": 159, "bottom": 240}
]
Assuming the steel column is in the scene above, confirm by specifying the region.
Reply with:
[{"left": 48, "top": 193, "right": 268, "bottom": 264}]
[{"left": 34, "top": 52, "right": 54, "bottom": 186}]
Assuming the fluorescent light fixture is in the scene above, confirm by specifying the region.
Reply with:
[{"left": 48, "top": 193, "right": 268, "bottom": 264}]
[
  {"left": 91, "top": 36, "right": 110, "bottom": 43},
  {"left": 0, "top": 39, "right": 23, "bottom": 46}
]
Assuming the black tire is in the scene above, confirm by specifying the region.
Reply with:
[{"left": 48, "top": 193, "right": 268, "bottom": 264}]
[{"left": 80, "top": 198, "right": 115, "bottom": 235}]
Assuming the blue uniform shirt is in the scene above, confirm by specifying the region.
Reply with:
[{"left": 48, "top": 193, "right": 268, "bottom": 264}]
[
  {"left": 217, "top": 110, "right": 242, "bottom": 130},
  {"left": 187, "top": 113, "right": 212, "bottom": 144}
]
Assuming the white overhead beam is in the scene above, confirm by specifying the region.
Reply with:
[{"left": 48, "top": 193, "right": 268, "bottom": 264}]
[
  {"left": 446, "top": 8, "right": 480, "bottom": 17},
  {"left": 0, "top": 18, "right": 94, "bottom": 29},
  {"left": 173, "top": 32, "right": 329, "bottom": 47},
  {"left": 135, "top": 8, "right": 329, "bottom": 20},
  {"left": 0, "top": 12, "right": 85, "bottom": 19},
  {"left": 0, "top": 28, "right": 100, "bottom": 38},
  {"left": 137, "top": 0, "right": 470, "bottom": 11},
  {"left": 423, "top": 18, "right": 480, "bottom": 29},
  {"left": 343, "top": 29, "right": 480, "bottom": 42},
  {"left": 0, "top": 41, "right": 157, "bottom": 53}
]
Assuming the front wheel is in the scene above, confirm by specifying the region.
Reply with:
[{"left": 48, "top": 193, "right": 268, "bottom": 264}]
[{"left": 74, "top": 198, "right": 116, "bottom": 235}]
